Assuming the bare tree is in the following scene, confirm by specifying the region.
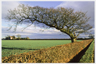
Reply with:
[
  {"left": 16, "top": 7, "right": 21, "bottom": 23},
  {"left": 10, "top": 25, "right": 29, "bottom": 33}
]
[{"left": 6, "top": 4, "right": 92, "bottom": 42}]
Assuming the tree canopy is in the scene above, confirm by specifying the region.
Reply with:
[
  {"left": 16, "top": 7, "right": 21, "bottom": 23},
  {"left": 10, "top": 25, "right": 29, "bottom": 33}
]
[{"left": 6, "top": 4, "right": 92, "bottom": 42}]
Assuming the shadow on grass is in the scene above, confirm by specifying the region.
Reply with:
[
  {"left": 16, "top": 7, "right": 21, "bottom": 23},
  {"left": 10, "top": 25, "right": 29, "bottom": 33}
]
[{"left": 2, "top": 47, "right": 40, "bottom": 50}]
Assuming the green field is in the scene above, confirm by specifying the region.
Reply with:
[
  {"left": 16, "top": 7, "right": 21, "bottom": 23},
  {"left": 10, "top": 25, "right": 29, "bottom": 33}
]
[
  {"left": 2, "top": 40, "right": 81, "bottom": 57},
  {"left": 79, "top": 40, "right": 94, "bottom": 63}
]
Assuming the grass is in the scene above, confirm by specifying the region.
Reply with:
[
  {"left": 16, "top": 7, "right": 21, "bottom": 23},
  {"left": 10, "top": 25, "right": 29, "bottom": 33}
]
[
  {"left": 2, "top": 40, "right": 81, "bottom": 57},
  {"left": 79, "top": 40, "right": 94, "bottom": 63},
  {"left": 2, "top": 39, "right": 92, "bottom": 63}
]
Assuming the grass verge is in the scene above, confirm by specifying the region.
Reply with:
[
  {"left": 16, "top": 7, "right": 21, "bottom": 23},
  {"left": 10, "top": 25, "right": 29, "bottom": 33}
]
[{"left": 79, "top": 40, "right": 94, "bottom": 63}]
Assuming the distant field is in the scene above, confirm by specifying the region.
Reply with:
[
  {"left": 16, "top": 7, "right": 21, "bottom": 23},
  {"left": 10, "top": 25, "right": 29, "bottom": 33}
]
[{"left": 2, "top": 40, "right": 81, "bottom": 57}]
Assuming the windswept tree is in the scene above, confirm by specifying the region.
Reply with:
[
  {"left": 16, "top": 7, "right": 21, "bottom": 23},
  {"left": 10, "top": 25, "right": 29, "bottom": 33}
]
[{"left": 6, "top": 4, "right": 92, "bottom": 42}]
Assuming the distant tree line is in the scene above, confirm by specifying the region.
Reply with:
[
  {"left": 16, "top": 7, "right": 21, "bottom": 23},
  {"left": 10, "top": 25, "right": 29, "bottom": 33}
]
[
  {"left": 4, "top": 34, "right": 30, "bottom": 40},
  {"left": 88, "top": 34, "right": 94, "bottom": 39}
]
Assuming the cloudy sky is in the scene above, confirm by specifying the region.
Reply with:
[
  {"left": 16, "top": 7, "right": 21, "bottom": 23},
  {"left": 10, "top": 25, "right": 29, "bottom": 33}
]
[{"left": 1, "top": 1, "right": 95, "bottom": 39}]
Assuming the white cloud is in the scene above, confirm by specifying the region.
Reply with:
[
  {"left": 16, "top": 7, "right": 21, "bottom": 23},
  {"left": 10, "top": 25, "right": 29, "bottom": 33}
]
[
  {"left": 56, "top": 1, "right": 78, "bottom": 9},
  {"left": 56, "top": 1, "right": 94, "bottom": 12},
  {"left": 3, "top": 33, "right": 31, "bottom": 36},
  {"left": 21, "top": 25, "right": 62, "bottom": 34},
  {"left": 2, "top": 24, "right": 62, "bottom": 37},
  {"left": 89, "top": 28, "right": 94, "bottom": 31},
  {"left": 79, "top": 34, "right": 89, "bottom": 38},
  {"left": 2, "top": 1, "right": 20, "bottom": 19}
]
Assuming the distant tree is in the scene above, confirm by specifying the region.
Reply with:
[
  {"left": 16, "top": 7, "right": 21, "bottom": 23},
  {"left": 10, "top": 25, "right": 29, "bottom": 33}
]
[
  {"left": 6, "top": 4, "right": 92, "bottom": 43},
  {"left": 20, "top": 38, "right": 25, "bottom": 40},
  {"left": 5, "top": 35, "right": 10, "bottom": 40},
  {"left": 5, "top": 37, "right": 9, "bottom": 40},
  {"left": 16, "top": 34, "right": 21, "bottom": 40},
  {"left": 88, "top": 34, "right": 94, "bottom": 39},
  {"left": 12, "top": 36, "right": 16, "bottom": 40},
  {"left": 26, "top": 37, "right": 30, "bottom": 40}
]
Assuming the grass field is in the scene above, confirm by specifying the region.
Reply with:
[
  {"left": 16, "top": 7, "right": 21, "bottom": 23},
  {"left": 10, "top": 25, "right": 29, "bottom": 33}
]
[
  {"left": 2, "top": 40, "right": 82, "bottom": 57},
  {"left": 79, "top": 40, "right": 94, "bottom": 63}
]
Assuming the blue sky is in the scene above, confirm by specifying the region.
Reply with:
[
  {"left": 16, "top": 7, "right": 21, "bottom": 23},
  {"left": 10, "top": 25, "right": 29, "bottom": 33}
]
[
  {"left": 20, "top": 1, "right": 63, "bottom": 8},
  {"left": 2, "top": 1, "right": 95, "bottom": 39}
]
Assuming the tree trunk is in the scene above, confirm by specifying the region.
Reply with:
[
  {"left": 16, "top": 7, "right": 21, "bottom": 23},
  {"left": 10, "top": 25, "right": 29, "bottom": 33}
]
[{"left": 71, "top": 37, "right": 77, "bottom": 43}]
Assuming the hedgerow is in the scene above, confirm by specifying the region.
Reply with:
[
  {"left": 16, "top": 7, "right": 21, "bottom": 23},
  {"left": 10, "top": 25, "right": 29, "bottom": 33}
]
[{"left": 2, "top": 39, "right": 93, "bottom": 63}]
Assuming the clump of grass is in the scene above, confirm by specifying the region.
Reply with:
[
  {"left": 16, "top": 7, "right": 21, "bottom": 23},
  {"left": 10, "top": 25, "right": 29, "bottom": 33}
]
[{"left": 2, "top": 39, "right": 93, "bottom": 63}]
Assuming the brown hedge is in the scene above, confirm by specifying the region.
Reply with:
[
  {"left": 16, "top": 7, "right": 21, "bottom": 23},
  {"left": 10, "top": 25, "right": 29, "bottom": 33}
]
[{"left": 2, "top": 39, "right": 93, "bottom": 63}]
